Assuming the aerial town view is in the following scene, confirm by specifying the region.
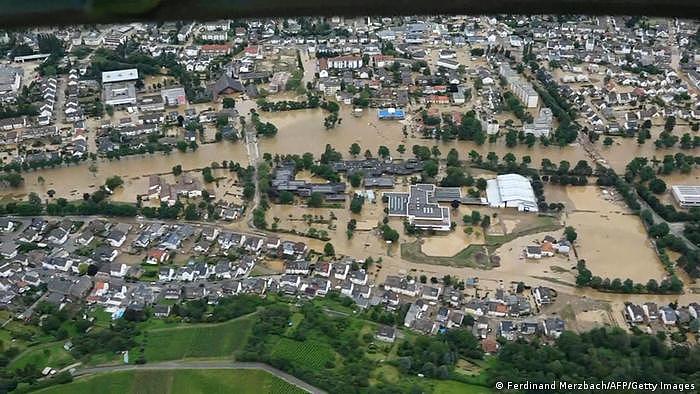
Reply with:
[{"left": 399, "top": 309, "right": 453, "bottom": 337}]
[{"left": 0, "top": 14, "right": 699, "bottom": 394}]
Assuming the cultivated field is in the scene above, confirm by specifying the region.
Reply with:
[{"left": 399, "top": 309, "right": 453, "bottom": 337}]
[
  {"left": 142, "top": 315, "right": 255, "bottom": 362},
  {"left": 34, "top": 369, "right": 306, "bottom": 394},
  {"left": 9, "top": 342, "right": 75, "bottom": 371},
  {"left": 269, "top": 337, "right": 336, "bottom": 370}
]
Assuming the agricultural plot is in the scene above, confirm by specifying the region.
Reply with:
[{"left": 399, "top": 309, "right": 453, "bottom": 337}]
[
  {"left": 269, "top": 337, "right": 336, "bottom": 370},
  {"left": 142, "top": 315, "right": 255, "bottom": 362},
  {"left": 35, "top": 369, "right": 306, "bottom": 394},
  {"left": 9, "top": 342, "right": 75, "bottom": 371}
]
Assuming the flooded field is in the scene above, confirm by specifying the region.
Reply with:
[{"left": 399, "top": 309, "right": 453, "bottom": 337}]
[
  {"left": 420, "top": 229, "right": 484, "bottom": 257},
  {"left": 565, "top": 186, "right": 666, "bottom": 282},
  {"left": 258, "top": 107, "right": 407, "bottom": 157},
  {"left": 256, "top": 107, "right": 590, "bottom": 167},
  {"left": 596, "top": 127, "right": 698, "bottom": 172},
  {"left": 5, "top": 141, "right": 248, "bottom": 202},
  {"left": 265, "top": 197, "right": 403, "bottom": 260}
]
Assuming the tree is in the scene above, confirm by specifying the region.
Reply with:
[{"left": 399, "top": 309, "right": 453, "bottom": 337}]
[
  {"left": 603, "top": 137, "right": 613, "bottom": 146},
  {"left": 279, "top": 191, "right": 294, "bottom": 204},
  {"left": 324, "top": 242, "right": 335, "bottom": 256},
  {"left": 480, "top": 215, "right": 490, "bottom": 229},
  {"left": 348, "top": 172, "right": 363, "bottom": 188},
  {"left": 506, "top": 129, "right": 518, "bottom": 147},
  {"left": 646, "top": 279, "right": 659, "bottom": 293},
  {"left": 470, "top": 210, "right": 481, "bottom": 225},
  {"left": 105, "top": 176, "right": 123, "bottom": 191},
  {"left": 397, "top": 144, "right": 406, "bottom": 155},
  {"left": 252, "top": 208, "right": 266, "bottom": 228},
  {"left": 649, "top": 222, "right": 670, "bottom": 238},
  {"left": 349, "top": 143, "right": 361, "bottom": 157},
  {"left": 184, "top": 203, "right": 200, "bottom": 220},
  {"left": 222, "top": 97, "right": 235, "bottom": 108},
  {"left": 641, "top": 209, "right": 654, "bottom": 226},
  {"left": 378, "top": 145, "right": 390, "bottom": 159},
  {"left": 423, "top": 160, "right": 438, "bottom": 178},
  {"left": 475, "top": 178, "right": 487, "bottom": 191},
  {"left": 28, "top": 192, "right": 42, "bottom": 206},
  {"left": 308, "top": 192, "right": 323, "bottom": 207},
  {"left": 564, "top": 226, "right": 577, "bottom": 242},
  {"left": 446, "top": 148, "right": 459, "bottom": 167},
  {"left": 350, "top": 195, "right": 364, "bottom": 213},
  {"left": 172, "top": 164, "right": 183, "bottom": 176},
  {"left": 382, "top": 225, "right": 399, "bottom": 242},
  {"left": 649, "top": 178, "right": 667, "bottom": 194},
  {"left": 525, "top": 133, "right": 536, "bottom": 147},
  {"left": 664, "top": 116, "right": 676, "bottom": 132}
]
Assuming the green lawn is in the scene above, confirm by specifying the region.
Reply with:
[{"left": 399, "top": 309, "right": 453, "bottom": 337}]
[
  {"left": 269, "top": 337, "right": 336, "bottom": 370},
  {"left": 142, "top": 314, "right": 255, "bottom": 362},
  {"left": 34, "top": 369, "right": 306, "bottom": 394},
  {"left": 9, "top": 341, "right": 74, "bottom": 371},
  {"left": 431, "top": 380, "right": 492, "bottom": 394},
  {"left": 484, "top": 215, "right": 562, "bottom": 252},
  {"left": 401, "top": 241, "right": 487, "bottom": 268},
  {"left": 401, "top": 215, "right": 562, "bottom": 267}
]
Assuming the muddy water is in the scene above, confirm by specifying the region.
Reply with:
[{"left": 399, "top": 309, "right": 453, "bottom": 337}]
[
  {"left": 597, "top": 127, "right": 698, "bottom": 172},
  {"left": 9, "top": 141, "right": 248, "bottom": 201},
  {"left": 563, "top": 186, "right": 666, "bottom": 282},
  {"left": 258, "top": 108, "right": 406, "bottom": 157},
  {"left": 421, "top": 229, "right": 484, "bottom": 257},
  {"left": 566, "top": 185, "right": 625, "bottom": 212}
]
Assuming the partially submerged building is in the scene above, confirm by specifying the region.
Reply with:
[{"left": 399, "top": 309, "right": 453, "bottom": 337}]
[
  {"left": 384, "top": 184, "right": 459, "bottom": 231},
  {"left": 486, "top": 174, "right": 538, "bottom": 212}
]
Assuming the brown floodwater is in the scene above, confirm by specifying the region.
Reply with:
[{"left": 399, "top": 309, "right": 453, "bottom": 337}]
[
  {"left": 564, "top": 186, "right": 666, "bottom": 282},
  {"left": 8, "top": 141, "right": 247, "bottom": 201}
]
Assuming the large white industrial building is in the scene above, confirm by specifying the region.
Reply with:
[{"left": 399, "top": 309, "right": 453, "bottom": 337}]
[
  {"left": 671, "top": 185, "right": 700, "bottom": 208},
  {"left": 486, "top": 174, "right": 539, "bottom": 212}
]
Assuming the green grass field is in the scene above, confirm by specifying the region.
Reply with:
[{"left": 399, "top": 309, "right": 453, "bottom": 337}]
[
  {"left": 270, "top": 337, "right": 336, "bottom": 370},
  {"left": 401, "top": 241, "right": 486, "bottom": 268},
  {"left": 9, "top": 342, "right": 75, "bottom": 371},
  {"left": 142, "top": 315, "right": 255, "bottom": 362},
  {"left": 34, "top": 369, "right": 306, "bottom": 394},
  {"left": 431, "top": 380, "right": 492, "bottom": 394}
]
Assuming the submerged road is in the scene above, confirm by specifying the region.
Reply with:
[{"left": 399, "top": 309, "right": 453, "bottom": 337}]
[{"left": 74, "top": 361, "right": 326, "bottom": 394}]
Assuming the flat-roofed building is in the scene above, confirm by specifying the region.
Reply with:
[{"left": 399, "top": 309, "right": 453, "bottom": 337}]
[
  {"left": 104, "top": 82, "right": 137, "bottom": 106},
  {"left": 102, "top": 69, "right": 139, "bottom": 106},
  {"left": 384, "top": 184, "right": 454, "bottom": 231},
  {"left": 0, "top": 66, "right": 23, "bottom": 94},
  {"left": 486, "top": 174, "right": 538, "bottom": 212},
  {"left": 672, "top": 185, "right": 700, "bottom": 208},
  {"left": 102, "top": 68, "right": 138, "bottom": 84}
]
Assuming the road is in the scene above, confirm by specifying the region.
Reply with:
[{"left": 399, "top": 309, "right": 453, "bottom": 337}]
[
  {"left": 242, "top": 113, "right": 263, "bottom": 230},
  {"left": 74, "top": 361, "right": 327, "bottom": 394}
]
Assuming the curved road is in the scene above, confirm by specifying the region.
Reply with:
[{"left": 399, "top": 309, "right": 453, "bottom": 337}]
[{"left": 74, "top": 361, "right": 326, "bottom": 394}]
